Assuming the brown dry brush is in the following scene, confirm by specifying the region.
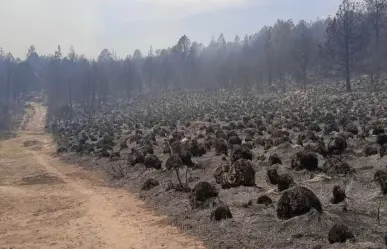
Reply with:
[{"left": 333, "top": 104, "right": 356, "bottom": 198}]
[{"left": 106, "top": 163, "right": 127, "bottom": 179}]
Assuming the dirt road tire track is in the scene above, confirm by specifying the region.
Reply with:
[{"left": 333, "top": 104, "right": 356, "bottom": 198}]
[{"left": 0, "top": 104, "right": 205, "bottom": 249}]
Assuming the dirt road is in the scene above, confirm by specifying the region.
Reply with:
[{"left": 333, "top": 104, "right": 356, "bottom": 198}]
[{"left": 0, "top": 104, "right": 205, "bottom": 249}]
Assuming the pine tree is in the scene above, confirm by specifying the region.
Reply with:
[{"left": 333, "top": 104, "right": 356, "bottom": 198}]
[{"left": 322, "top": 0, "right": 368, "bottom": 92}]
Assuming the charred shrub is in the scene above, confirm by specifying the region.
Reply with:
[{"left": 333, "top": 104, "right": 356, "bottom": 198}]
[
  {"left": 277, "top": 186, "right": 322, "bottom": 220},
  {"left": 231, "top": 145, "right": 253, "bottom": 163},
  {"left": 302, "top": 137, "right": 327, "bottom": 156},
  {"left": 119, "top": 137, "right": 129, "bottom": 150},
  {"left": 109, "top": 151, "right": 121, "bottom": 161},
  {"left": 267, "top": 168, "right": 280, "bottom": 185},
  {"left": 204, "top": 136, "right": 214, "bottom": 150},
  {"left": 210, "top": 206, "right": 233, "bottom": 221},
  {"left": 189, "top": 182, "right": 219, "bottom": 209},
  {"left": 291, "top": 151, "right": 318, "bottom": 171},
  {"left": 324, "top": 112, "right": 336, "bottom": 123},
  {"left": 103, "top": 134, "right": 115, "bottom": 146},
  {"left": 331, "top": 185, "right": 346, "bottom": 204},
  {"left": 165, "top": 155, "right": 183, "bottom": 170},
  {"left": 245, "top": 128, "right": 256, "bottom": 137},
  {"left": 255, "top": 136, "right": 265, "bottom": 147},
  {"left": 242, "top": 116, "right": 251, "bottom": 124},
  {"left": 219, "top": 159, "right": 256, "bottom": 189},
  {"left": 243, "top": 141, "right": 254, "bottom": 150},
  {"left": 264, "top": 138, "right": 274, "bottom": 150},
  {"left": 373, "top": 125, "right": 385, "bottom": 135},
  {"left": 244, "top": 134, "right": 254, "bottom": 143},
  {"left": 364, "top": 144, "right": 378, "bottom": 157},
  {"left": 268, "top": 153, "right": 282, "bottom": 166},
  {"left": 206, "top": 125, "right": 215, "bottom": 134},
  {"left": 377, "top": 133, "right": 387, "bottom": 146},
  {"left": 271, "top": 129, "right": 289, "bottom": 138},
  {"left": 180, "top": 148, "right": 194, "bottom": 167},
  {"left": 142, "top": 143, "right": 154, "bottom": 156},
  {"left": 345, "top": 123, "right": 358, "bottom": 135},
  {"left": 257, "top": 195, "right": 273, "bottom": 205},
  {"left": 309, "top": 123, "right": 321, "bottom": 132},
  {"left": 273, "top": 136, "right": 292, "bottom": 147},
  {"left": 328, "top": 224, "right": 354, "bottom": 244},
  {"left": 374, "top": 170, "right": 387, "bottom": 195},
  {"left": 214, "top": 164, "right": 230, "bottom": 184},
  {"left": 324, "top": 122, "right": 340, "bottom": 134},
  {"left": 170, "top": 140, "right": 182, "bottom": 154},
  {"left": 227, "top": 130, "right": 238, "bottom": 139},
  {"left": 128, "top": 148, "right": 145, "bottom": 166},
  {"left": 141, "top": 178, "right": 159, "bottom": 191},
  {"left": 144, "top": 154, "right": 162, "bottom": 170},
  {"left": 277, "top": 174, "right": 295, "bottom": 192},
  {"left": 323, "top": 157, "right": 354, "bottom": 176},
  {"left": 236, "top": 121, "right": 246, "bottom": 129},
  {"left": 215, "top": 139, "right": 228, "bottom": 156},
  {"left": 215, "top": 129, "right": 226, "bottom": 139},
  {"left": 298, "top": 130, "right": 319, "bottom": 144},
  {"left": 328, "top": 136, "right": 347, "bottom": 155},
  {"left": 190, "top": 139, "right": 206, "bottom": 157},
  {"left": 162, "top": 140, "right": 171, "bottom": 154},
  {"left": 228, "top": 135, "right": 242, "bottom": 146}
]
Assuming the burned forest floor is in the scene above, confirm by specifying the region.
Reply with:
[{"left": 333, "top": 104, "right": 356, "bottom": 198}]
[{"left": 51, "top": 85, "right": 387, "bottom": 249}]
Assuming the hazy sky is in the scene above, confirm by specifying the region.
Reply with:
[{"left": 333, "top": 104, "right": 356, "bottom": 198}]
[{"left": 0, "top": 0, "right": 341, "bottom": 58}]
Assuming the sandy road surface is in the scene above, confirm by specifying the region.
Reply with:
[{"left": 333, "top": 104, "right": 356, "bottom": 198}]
[{"left": 0, "top": 104, "right": 205, "bottom": 249}]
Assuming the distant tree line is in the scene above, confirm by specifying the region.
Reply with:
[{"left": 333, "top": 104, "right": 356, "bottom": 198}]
[{"left": 0, "top": 0, "right": 387, "bottom": 119}]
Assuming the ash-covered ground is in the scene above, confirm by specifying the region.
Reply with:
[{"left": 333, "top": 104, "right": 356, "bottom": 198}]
[{"left": 52, "top": 86, "right": 387, "bottom": 249}]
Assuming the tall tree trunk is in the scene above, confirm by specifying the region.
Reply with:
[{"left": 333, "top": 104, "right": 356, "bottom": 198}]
[
  {"left": 345, "top": 12, "right": 351, "bottom": 92},
  {"left": 345, "top": 42, "right": 351, "bottom": 92},
  {"left": 345, "top": 68, "right": 351, "bottom": 92},
  {"left": 345, "top": 38, "right": 351, "bottom": 92},
  {"left": 374, "top": 7, "right": 380, "bottom": 91},
  {"left": 91, "top": 78, "right": 96, "bottom": 119},
  {"left": 302, "top": 52, "right": 308, "bottom": 91},
  {"left": 68, "top": 80, "right": 73, "bottom": 120}
]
